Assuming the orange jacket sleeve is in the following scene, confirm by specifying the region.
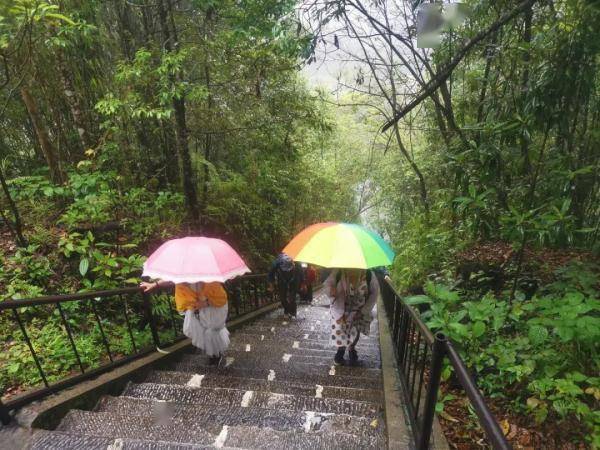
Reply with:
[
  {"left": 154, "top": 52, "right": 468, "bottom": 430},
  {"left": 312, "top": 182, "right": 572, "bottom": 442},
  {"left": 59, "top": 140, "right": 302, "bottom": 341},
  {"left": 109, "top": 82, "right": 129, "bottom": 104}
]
[
  {"left": 202, "top": 282, "right": 228, "bottom": 308},
  {"left": 174, "top": 284, "right": 197, "bottom": 312}
]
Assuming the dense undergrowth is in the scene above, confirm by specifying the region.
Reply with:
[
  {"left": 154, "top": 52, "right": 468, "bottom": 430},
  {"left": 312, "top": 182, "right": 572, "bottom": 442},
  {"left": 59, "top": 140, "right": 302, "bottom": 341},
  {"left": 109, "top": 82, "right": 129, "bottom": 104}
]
[
  {"left": 389, "top": 215, "right": 599, "bottom": 448},
  {"left": 0, "top": 168, "right": 186, "bottom": 398}
]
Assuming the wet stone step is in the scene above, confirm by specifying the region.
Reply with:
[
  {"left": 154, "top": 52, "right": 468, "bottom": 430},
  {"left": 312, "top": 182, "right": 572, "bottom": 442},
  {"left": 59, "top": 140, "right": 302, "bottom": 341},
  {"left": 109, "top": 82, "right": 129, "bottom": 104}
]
[
  {"left": 57, "top": 410, "right": 217, "bottom": 446},
  {"left": 57, "top": 411, "right": 384, "bottom": 449},
  {"left": 244, "top": 317, "right": 381, "bottom": 330},
  {"left": 226, "top": 341, "right": 381, "bottom": 358},
  {"left": 174, "top": 355, "right": 381, "bottom": 387},
  {"left": 229, "top": 330, "right": 380, "bottom": 347},
  {"left": 187, "top": 346, "right": 381, "bottom": 369},
  {"left": 180, "top": 350, "right": 381, "bottom": 370},
  {"left": 31, "top": 430, "right": 222, "bottom": 450},
  {"left": 225, "top": 332, "right": 379, "bottom": 349},
  {"left": 145, "top": 370, "right": 385, "bottom": 403},
  {"left": 248, "top": 319, "right": 335, "bottom": 329},
  {"left": 123, "top": 383, "right": 381, "bottom": 417},
  {"left": 235, "top": 326, "right": 380, "bottom": 342},
  {"left": 123, "top": 382, "right": 246, "bottom": 408},
  {"left": 172, "top": 362, "right": 383, "bottom": 390},
  {"left": 95, "top": 396, "right": 384, "bottom": 437},
  {"left": 223, "top": 425, "right": 385, "bottom": 450},
  {"left": 178, "top": 353, "right": 383, "bottom": 376}
]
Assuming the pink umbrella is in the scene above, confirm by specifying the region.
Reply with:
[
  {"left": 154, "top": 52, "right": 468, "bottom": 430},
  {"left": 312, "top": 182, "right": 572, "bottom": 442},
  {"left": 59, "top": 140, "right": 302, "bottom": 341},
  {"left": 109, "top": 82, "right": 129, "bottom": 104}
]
[{"left": 142, "top": 237, "right": 251, "bottom": 283}]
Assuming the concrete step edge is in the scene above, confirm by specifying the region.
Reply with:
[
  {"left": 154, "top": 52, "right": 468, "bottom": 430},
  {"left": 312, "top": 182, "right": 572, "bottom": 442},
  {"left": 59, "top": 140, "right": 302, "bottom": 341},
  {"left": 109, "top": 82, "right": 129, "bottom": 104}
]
[
  {"left": 122, "top": 382, "right": 382, "bottom": 411},
  {"left": 56, "top": 410, "right": 385, "bottom": 448}
]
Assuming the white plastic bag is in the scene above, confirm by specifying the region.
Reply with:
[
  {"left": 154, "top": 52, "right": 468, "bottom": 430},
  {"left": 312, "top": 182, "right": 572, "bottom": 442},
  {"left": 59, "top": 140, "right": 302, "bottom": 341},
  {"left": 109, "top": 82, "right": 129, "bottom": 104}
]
[
  {"left": 183, "top": 309, "right": 205, "bottom": 349},
  {"left": 182, "top": 307, "right": 230, "bottom": 356}
]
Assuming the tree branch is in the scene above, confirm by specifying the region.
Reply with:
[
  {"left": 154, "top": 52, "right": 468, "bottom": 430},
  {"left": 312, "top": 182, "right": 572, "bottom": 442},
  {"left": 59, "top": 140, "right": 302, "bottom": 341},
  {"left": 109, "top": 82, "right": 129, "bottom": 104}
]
[{"left": 381, "top": 0, "right": 539, "bottom": 133}]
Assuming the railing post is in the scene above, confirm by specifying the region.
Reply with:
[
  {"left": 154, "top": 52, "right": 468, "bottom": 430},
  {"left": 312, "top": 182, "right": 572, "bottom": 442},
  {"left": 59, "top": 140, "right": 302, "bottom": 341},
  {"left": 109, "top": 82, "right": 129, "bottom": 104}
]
[
  {"left": 0, "top": 399, "right": 10, "bottom": 425},
  {"left": 12, "top": 309, "right": 50, "bottom": 388},
  {"left": 253, "top": 279, "right": 259, "bottom": 309},
  {"left": 418, "top": 332, "right": 446, "bottom": 450},
  {"left": 397, "top": 307, "right": 410, "bottom": 363},
  {"left": 234, "top": 282, "right": 241, "bottom": 317},
  {"left": 142, "top": 291, "right": 161, "bottom": 348}
]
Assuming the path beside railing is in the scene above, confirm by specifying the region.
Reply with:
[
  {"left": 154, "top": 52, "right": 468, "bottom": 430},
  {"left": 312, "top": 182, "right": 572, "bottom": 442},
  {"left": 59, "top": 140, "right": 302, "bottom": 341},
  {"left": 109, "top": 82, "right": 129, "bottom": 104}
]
[{"left": 379, "top": 275, "right": 511, "bottom": 450}]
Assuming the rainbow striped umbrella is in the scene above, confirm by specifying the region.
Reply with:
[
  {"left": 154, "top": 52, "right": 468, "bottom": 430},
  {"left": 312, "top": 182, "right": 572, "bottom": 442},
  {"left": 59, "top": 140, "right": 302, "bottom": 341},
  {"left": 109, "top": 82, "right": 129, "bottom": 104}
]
[{"left": 282, "top": 222, "right": 395, "bottom": 269}]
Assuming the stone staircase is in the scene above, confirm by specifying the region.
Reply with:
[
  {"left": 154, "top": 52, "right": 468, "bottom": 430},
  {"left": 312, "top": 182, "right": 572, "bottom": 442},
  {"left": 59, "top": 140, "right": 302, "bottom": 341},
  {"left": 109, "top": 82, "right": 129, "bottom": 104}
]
[{"left": 30, "top": 292, "right": 387, "bottom": 449}]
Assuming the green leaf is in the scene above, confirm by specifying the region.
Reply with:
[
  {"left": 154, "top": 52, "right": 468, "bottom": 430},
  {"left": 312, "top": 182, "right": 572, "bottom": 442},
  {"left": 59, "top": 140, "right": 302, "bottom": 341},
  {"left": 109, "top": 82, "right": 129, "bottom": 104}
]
[
  {"left": 45, "top": 12, "right": 76, "bottom": 25},
  {"left": 79, "top": 258, "right": 89, "bottom": 276},
  {"left": 472, "top": 321, "right": 486, "bottom": 338},
  {"left": 449, "top": 322, "right": 469, "bottom": 337},
  {"left": 528, "top": 325, "right": 548, "bottom": 345},
  {"left": 405, "top": 295, "right": 431, "bottom": 305}
]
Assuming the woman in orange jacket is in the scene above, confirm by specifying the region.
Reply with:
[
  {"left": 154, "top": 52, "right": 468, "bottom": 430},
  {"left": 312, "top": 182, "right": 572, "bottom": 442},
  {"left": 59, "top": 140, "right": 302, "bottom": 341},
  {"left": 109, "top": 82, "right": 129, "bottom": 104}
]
[{"left": 141, "top": 280, "right": 229, "bottom": 366}]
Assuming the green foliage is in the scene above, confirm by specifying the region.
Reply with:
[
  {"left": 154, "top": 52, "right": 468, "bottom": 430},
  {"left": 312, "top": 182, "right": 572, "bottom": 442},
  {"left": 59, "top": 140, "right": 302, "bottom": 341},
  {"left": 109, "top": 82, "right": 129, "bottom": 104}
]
[
  {"left": 1, "top": 170, "right": 184, "bottom": 298},
  {"left": 408, "top": 263, "right": 600, "bottom": 444},
  {"left": 390, "top": 213, "right": 458, "bottom": 289},
  {"left": 0, "top": 304, "right": 163, "bottom": 393}
]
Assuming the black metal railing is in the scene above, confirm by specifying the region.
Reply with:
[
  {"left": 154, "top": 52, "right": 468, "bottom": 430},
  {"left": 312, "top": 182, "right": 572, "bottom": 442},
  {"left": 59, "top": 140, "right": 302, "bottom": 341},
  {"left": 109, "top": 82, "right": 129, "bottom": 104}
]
[
  {"left": 379, "top": 275, "right": 511, "bottom": 450},
  {"left": 0, "top": 273, "right": 275, "bottom": 425}
]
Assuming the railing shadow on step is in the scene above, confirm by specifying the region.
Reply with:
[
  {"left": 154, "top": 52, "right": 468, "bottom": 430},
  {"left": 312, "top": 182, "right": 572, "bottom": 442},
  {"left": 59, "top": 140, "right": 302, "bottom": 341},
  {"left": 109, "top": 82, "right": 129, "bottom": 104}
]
[
  {"left": 378, "top": 275, "right": 511, "bottom": 450},
  {"left": 0, "top": 273, "right": 276, "bottom": 425}
]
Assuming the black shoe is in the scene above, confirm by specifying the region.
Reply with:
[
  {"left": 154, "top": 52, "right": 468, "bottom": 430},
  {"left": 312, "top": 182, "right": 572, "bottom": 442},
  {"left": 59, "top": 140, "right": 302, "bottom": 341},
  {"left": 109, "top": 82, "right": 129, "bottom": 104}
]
[
  {"left": 334, "top": 348, "right": 345, "bottom": 366},
  {"left": 209, "top": 354, "right": 222, "bottom": 366},
  {"left": 348, "top": 347, "right": 359, "bottom": 365}
]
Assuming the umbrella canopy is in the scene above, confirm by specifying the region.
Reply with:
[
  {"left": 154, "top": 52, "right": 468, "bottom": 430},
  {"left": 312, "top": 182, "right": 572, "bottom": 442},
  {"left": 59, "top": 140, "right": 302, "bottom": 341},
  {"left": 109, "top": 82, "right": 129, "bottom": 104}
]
[
  {"left": 142, "top": 237, "right": 250, "bottom": 284},
  {"left": 282, "top": 222, "right": 395, "bottom": 269}
]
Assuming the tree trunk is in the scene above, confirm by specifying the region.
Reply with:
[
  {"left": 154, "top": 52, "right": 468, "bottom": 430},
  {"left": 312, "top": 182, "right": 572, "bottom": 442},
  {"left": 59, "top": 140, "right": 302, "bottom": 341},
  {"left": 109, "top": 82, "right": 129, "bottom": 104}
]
[
  {"left": 57, "top": 51, "right": 93, "bottom": 154},
  {"left": 20, "top": 86, "right": 65, "bottom": 184},
  {"left": 519, "top": 5, "right": 533, "bottom": 174},
  {"left": 0, "top": 163, "right": 27, "bottom": 247},
  {"left": 200, "top": 8, "right": 215, "bottom": 217},
  {"left": 157, "top": 0, "right": 199, "bottom": 222},
  {"left": 172, "top": 97, "right": 199, "bottom": 221},
  {"left": 393, "top": 123, "right": 430, "bottom": 215}
]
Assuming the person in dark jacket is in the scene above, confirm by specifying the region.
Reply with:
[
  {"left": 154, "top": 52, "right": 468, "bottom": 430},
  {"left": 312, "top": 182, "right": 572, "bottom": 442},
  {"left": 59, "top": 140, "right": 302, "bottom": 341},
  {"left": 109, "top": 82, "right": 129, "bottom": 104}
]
[
  {"left": 299, "top": 263, "right": 317, "bottom": 303},
  {"left": 268, "top": 253, "right": 299, "bottom": 319}
]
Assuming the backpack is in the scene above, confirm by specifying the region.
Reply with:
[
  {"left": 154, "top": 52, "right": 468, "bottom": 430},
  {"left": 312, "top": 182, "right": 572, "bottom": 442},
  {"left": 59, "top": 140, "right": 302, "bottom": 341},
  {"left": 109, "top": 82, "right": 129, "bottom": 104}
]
[
  {"left": 276, "top": 253, "right": 294, "bottom": 281},
  {"left": 335, "top": 269, "right": 372, "bottom": 300}
]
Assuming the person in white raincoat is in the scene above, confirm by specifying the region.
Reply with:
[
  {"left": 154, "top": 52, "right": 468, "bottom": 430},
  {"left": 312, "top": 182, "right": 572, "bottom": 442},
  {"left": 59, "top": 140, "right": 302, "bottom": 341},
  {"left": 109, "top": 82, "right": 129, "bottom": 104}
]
[
  {"left": 141, "top": 280, "right": 229, "bottom": 366},
  {"left": 325, "top": 269, "right": 379, "bottom": 366}
]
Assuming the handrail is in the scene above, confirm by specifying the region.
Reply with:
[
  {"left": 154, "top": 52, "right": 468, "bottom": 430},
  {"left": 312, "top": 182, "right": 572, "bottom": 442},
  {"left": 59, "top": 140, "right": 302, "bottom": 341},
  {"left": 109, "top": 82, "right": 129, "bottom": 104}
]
[
  {"left": 445, "top": 340, "right": 511, "bottom": 449},
  {"left": 0, "top": 273, "right": 274, "bottom": 425},
  {"left": 379, "top": 275, "right": 511, "bottom": 450},
  {"left": 0, "top": 286, "right": 142, "bottom": 310}
]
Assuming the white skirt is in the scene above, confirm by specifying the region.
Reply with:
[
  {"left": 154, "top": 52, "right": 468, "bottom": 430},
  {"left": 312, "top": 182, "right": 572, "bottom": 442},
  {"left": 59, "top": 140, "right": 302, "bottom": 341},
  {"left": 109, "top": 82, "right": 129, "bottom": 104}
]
[{"left": 183, "top": 305, "right": 230, "bottom": 356}]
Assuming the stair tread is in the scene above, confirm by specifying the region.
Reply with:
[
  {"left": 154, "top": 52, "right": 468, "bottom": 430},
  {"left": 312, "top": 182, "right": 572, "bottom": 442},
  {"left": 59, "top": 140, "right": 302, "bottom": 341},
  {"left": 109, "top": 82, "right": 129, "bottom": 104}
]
[
  {"left": 122, "top": 382, "right": 381, "bottom": 417},
  {"left": 224, "top": 425, "right": 384, "bottom": 449},
  {"left": 145, "top": 370, "right": 384, "bottom": 403},
  {"left": 95, "top": 396, "right": 384, "bottom": 437},
  {"left": 178, "top": 354, "right": 381, "bottom": 376},
  {"left": 31, "top": 430, "right": 229, "bottom": 450},
  {"left": 171, "top": 362, "right": 382, "bottom": 390},
  {"left": 209, "top": 343, "right": 380, "bottom": 358},
  {"left": 179, "top": 351, "right": 381, "bottom": 370},
  {"left": 34, "top": 294, "right": 389, "bottom": 450},
  {"left": 233, "top": 327, "right": 380, "bottom": 343},
  {"left": 57, "top": 410, "right": 384, "bottom": 449},
  {"left": 227, "top": 333, "right": 379, "bottom": 350}
]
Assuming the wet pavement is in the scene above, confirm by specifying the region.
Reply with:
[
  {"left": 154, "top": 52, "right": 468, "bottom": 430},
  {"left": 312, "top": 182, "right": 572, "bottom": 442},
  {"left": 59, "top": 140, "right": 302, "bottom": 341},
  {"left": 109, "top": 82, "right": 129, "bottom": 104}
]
[{"left": 31, "top": 290, "right": 387, "bottom": 449}]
